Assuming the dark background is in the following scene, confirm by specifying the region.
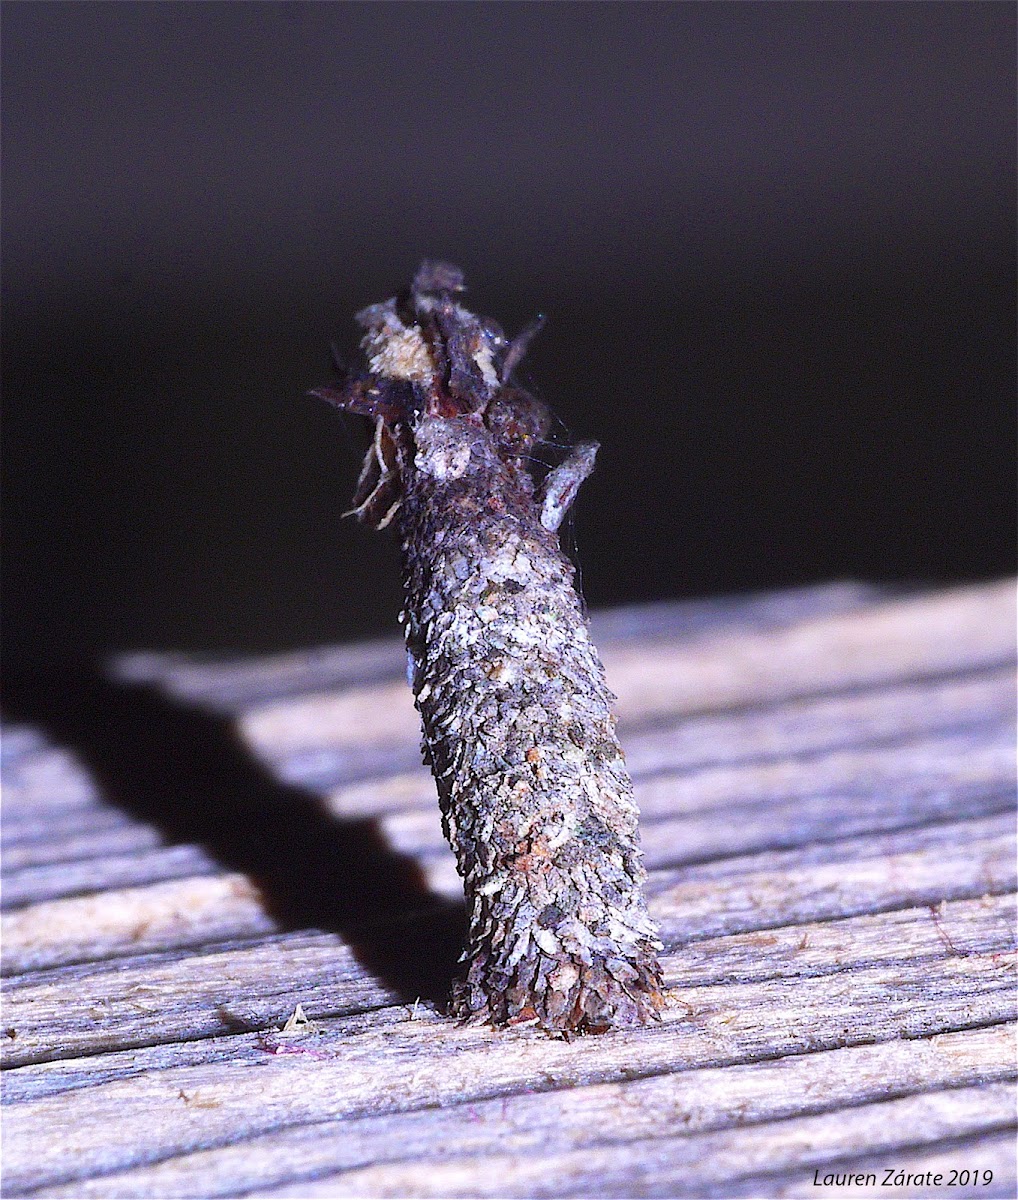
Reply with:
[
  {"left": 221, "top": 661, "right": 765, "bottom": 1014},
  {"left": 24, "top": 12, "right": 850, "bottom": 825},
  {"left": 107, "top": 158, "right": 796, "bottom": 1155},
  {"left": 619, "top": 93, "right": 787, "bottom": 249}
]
[{"left": 4, "top": 2, "right": 1015, "bottom": 670}]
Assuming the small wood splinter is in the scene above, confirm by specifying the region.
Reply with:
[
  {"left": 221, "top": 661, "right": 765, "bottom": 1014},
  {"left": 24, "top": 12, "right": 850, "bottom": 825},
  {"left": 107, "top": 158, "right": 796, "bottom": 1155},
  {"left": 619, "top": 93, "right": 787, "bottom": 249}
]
[{"left": 313, "top": 262, "right": 664, "bottom": 1033}]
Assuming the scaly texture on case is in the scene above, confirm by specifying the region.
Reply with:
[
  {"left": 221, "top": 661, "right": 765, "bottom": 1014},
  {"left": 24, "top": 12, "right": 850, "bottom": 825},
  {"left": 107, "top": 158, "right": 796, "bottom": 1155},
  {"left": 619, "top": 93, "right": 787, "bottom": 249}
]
[{"left": 313, "top": 263, "right": 664, "bottom": 1033}]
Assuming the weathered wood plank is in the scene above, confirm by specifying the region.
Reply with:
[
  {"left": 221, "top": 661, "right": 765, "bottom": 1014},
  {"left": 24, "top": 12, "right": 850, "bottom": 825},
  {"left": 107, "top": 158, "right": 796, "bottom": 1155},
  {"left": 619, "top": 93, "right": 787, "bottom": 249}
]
[
  {"left": 3, "top": 666, "right": 1010, "bottom": 861},
  {"left": 22, "top": 1026, "right": 1017, "bottom": 1199},
  {"left": 348, "top": 699, "right": 1013, "bottom": 825},
  {"left": 376, "top": 730, "right": 1015, "bottom": 870},
  {"left": 3, "top": 893, "right": 1012, "bottom": 1073},
  {"left": 0, "top": 875, "right": 279, "bottom": 977},
  {"left": 0, "top": 844, "right": 222, "bottom": 912},
  {"left": 712, "top": 1131, "right": 1018, "bottom": 1199},
  {"left": 603, "top": 581, "right": 1014, "bottom": 723},
  {"left": 1, "top": 579, "right": 1014, "bottom": 1198},
  {"left": 111, "top": 583, "right": 885, "bottom": 713},
  {"left": 3, "top": 660, "right": 1011, "bottom": 904},
  {"left": 2, "top": 607, "right": 1010, "bottom": 864},
  {"left": 6, "top": 667, "right": 1009, "bottom": 847},
  {"left": 237, "top": 581, "right": 1014, "bottom": 760},
  {"left": 248, "top": 1083, "right": 1016, "bottom": 1198},
  {"left": 1, "top": 744, "right": 103, "bottom": 817},
  {"left": 0, "top": 811, "right": 166, "bottom": 867},
  {"left": 2, "top": 945, "right": 1015, "bottom": 1193},
  {"left": 3, "top": 717, "right": 1012, "bottom": 911},
  {"left": 647, "top": 813, "right": 1015, "bottom": 942},
  {"left": 3, "top": 808, "right": 1012, "bottom": 978},
  {"left": 251, "top": 665, "right": 1015, "bottom": 818},
  {"left": 3, "top": 584, "right": 1009, "bottom": 826}
]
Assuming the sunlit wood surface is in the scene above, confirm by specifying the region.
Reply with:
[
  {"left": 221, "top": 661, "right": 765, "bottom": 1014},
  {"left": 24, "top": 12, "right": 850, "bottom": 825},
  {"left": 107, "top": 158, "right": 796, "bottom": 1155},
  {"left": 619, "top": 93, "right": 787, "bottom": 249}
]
[{"left": 2, "top": 580, "right": 1015, "bottom": 1198}]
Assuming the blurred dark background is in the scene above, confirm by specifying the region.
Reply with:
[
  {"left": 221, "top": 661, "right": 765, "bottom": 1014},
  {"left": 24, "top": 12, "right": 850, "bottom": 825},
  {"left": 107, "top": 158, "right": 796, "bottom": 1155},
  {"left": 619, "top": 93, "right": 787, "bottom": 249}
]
[{"left": 3, "top": 2, "right": 1015, "bottom": 670}]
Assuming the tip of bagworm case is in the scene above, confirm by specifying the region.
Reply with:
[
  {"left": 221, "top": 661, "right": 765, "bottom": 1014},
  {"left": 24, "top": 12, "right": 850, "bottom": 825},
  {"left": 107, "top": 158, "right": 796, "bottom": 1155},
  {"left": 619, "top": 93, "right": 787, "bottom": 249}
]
[{"left": 413, "top": 260, "right": 466, "bottom": 295}]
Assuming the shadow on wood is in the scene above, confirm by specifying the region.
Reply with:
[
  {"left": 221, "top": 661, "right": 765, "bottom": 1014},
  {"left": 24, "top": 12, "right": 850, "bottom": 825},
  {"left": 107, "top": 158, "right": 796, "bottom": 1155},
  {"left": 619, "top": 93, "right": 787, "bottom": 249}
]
[{"left": 0, "top": 667, "right": 464, "bottom": 1007}]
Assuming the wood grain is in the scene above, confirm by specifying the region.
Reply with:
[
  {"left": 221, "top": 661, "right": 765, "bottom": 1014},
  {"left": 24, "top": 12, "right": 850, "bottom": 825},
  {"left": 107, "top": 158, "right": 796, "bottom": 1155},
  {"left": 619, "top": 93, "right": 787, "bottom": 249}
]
[{"left": 1, "top": 580, "right": 1015, "bottom": 1198}]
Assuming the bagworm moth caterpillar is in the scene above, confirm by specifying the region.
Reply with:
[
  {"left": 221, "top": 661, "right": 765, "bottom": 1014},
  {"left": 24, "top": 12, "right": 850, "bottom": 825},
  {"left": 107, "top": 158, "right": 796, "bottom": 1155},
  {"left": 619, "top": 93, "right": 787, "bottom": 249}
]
[{"left": 314, "top": 263, "right": 664, "bottom": 1033}]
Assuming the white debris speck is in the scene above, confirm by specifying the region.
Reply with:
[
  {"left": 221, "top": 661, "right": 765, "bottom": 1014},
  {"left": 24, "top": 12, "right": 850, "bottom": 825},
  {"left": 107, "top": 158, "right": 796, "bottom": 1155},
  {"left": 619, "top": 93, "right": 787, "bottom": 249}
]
[{"left": 473, "top": 340, "right": 500, "bottom": 389}]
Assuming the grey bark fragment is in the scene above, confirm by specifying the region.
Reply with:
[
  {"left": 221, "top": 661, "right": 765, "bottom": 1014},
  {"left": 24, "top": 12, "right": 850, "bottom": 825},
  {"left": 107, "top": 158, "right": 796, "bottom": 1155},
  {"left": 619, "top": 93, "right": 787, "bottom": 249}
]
[{"left": 538, "top": 440, "right": 600, "bottom": 531}]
